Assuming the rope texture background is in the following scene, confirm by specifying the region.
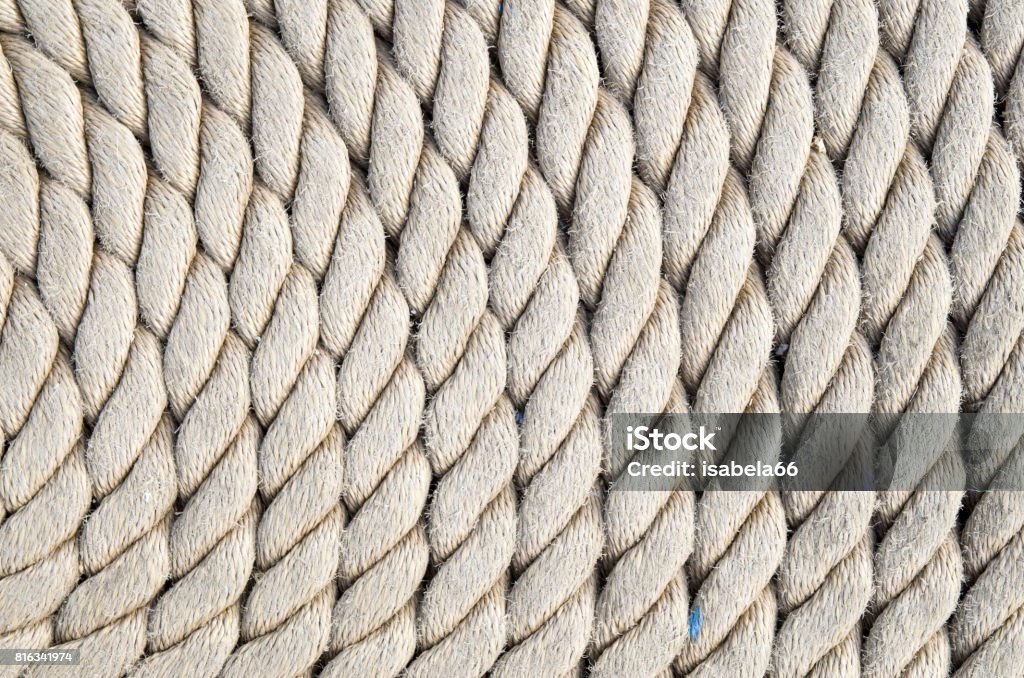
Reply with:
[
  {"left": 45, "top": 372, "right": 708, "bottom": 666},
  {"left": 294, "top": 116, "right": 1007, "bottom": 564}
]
[{"left": 0, "top": 0, "right": 1021, "bottom": 675}]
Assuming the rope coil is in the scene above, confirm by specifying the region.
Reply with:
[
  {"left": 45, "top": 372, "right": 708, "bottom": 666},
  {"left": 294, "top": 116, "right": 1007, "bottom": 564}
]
[{"left": 0, "top": 0, "right": 1021, "bottom": 675}]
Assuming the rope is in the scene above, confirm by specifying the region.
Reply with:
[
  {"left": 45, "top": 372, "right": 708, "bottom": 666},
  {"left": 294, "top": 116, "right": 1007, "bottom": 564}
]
[
  {"left": 0, "top": 31, "right": 180, "bottom": 677},
  {"left": 871, "top": 1, "right": 1024, "bottom": 675},
  {"left": 294, "top": 2, "right": 606, "bottom": 672},
  {"left": 951, "top": 2, "right": 1024, "bottom": 674},
  {"left": 976, "top": 0, "right": 1024, "bottom": 180},
  {"left": 0, "top": 1, "right": 1022, "bottom": 676},
  {"left": 0, "top": 256, "right": 90, "bottom": 666},
  {"left": 448, "top": 3, "right": 704, "bottom": 674},
  {"left": 241, "top": 2, "right": 521, "bottom": 672},
  {"left": 781, "top": 1, "right": 967, "bottom": 674}
]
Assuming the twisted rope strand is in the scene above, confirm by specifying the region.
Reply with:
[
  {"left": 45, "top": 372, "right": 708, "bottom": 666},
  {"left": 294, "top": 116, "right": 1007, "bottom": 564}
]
[
  {"left": 872, "top": 1, "right": 1024, "bottom": 673},
  {"left": 677, "top": 368, "right": 784, "bottom": 678},
  {"left": 0, "top": 32, "right": 181, "bottom": 676},
  {"left": 583, "top": 0, "right": 836, "bottom": 672},
  {"left": 954, "top": 3, "right": 1024, "bottom": 672},
  {"left": 132, "top": 139, "right": 259, "bottom": 678},
  {"left": 0, "top": 257, "right": 90, "bottom": 675},
  {"left": 554, "top": 0, "right": 794, "bottom": 673},
  {"left": 783, "top": 1, "right": 967, "bottom": 675},
  {"left": 288, "top": 2, "right": 605, "bottom": 673},
  {"left": 974, "top": 0, "right": 1024, "bottom": 181},
  {"left": 413, "top": 3, "right": 698, "bottom": 673},
  {"left": 773, "top": 0, "right": 954, "bottom": 673},
  {"left": 241, "top": 3, "right": 520, "bottom": 673},
  {"left": 874, "top": 0, "right": 1022, "bottom": 399},
  {"left": 319, "top": 186, "right": 430, "bottom": 677},
  {"left": 715, "top": 19, "right": 879, "bottom": 674},
  {"left": 746, "top": 49, "right": 872, "bottom": 678},
  {"left": 179, "top": 14, "right": 346, "bottom": 671}
]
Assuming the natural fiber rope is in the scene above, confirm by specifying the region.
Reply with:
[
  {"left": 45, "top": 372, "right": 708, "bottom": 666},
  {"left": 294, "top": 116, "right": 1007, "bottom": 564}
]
[
  {"left": 975, "top": 0, "right": 1024, "bottom": 184},
  {"left": 781, "top": 1, "right": 968, "bottom": 675},
  {"left": 869, "top": 2, "right": 1024, "bottom": 675},
  {"left": 0, "top": 0, "right": 1023, "bottom": 677},
  {"left": 271, "top": 3, "right": 607, "bottom": 672},
  {"left": 577, "top": 1, "right": 787, "bottom": 674},
  {"left": 226, "top": 2, "right": 522, "bottom": 673},
  {"left": 0, "top": 32, "right": 182, "bottom": 676},
  {"left": 0, "top": 257, "right": 91, "bottom": 672},
  {"left": 449, "top": 1, "right": 690, "bottom": 673},
  {"left": 946, "top": 1, "right": 1024, "bottom": 673},
  {"left": 694, "top": 0, "right": 879, "bottom": 670},
  {"left": 352, "top": 1, "right": 696, "bottom": 675},
  {"left": 780, "top": 1, "right": 960, "bottom": 675}
]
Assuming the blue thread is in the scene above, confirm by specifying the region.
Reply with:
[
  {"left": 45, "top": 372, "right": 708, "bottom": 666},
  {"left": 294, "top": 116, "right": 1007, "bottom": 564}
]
[
  {"left": 498, "top": 2, "right": 503, "bottom": 14},
  {"left": 688, "top": 607, "right": 704, "bottom": 640},
  {"left": 515, "top": 410, "right": 524, "bottom": 427}
]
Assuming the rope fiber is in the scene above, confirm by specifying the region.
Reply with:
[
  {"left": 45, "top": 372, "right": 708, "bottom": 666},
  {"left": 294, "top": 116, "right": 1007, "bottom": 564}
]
[{"left": 0, "top": 0, "right": 1022, "bottom": 675}]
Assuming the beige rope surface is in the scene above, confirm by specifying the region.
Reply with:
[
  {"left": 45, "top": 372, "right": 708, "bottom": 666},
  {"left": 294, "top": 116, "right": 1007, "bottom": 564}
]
[
  {"left": 561, "top": 1, "right": 791, "bottom": 674},
  {"left": 781, "top": 1, "right": 963, "bottom": 675},
  {"left": 870, "top": 1, "right": 1023, "bottom": 675},
  {"left": 237, "top": 2, "right": 521, "bottom": 673},
  {"left": 0, "top": 259, "right": 91, "bottom": 677},
  {"left": 0, "top": 32, "right": 182, "bottom": 677},
  {"left": 0, "top": 0, "right": 1022, "bottom": 676},
  {"left": 275, "top": 3, "right": 606, "bottom": 672},
  {"left": 952, "top": 2, "right": 1024, "bottom": 673}
]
